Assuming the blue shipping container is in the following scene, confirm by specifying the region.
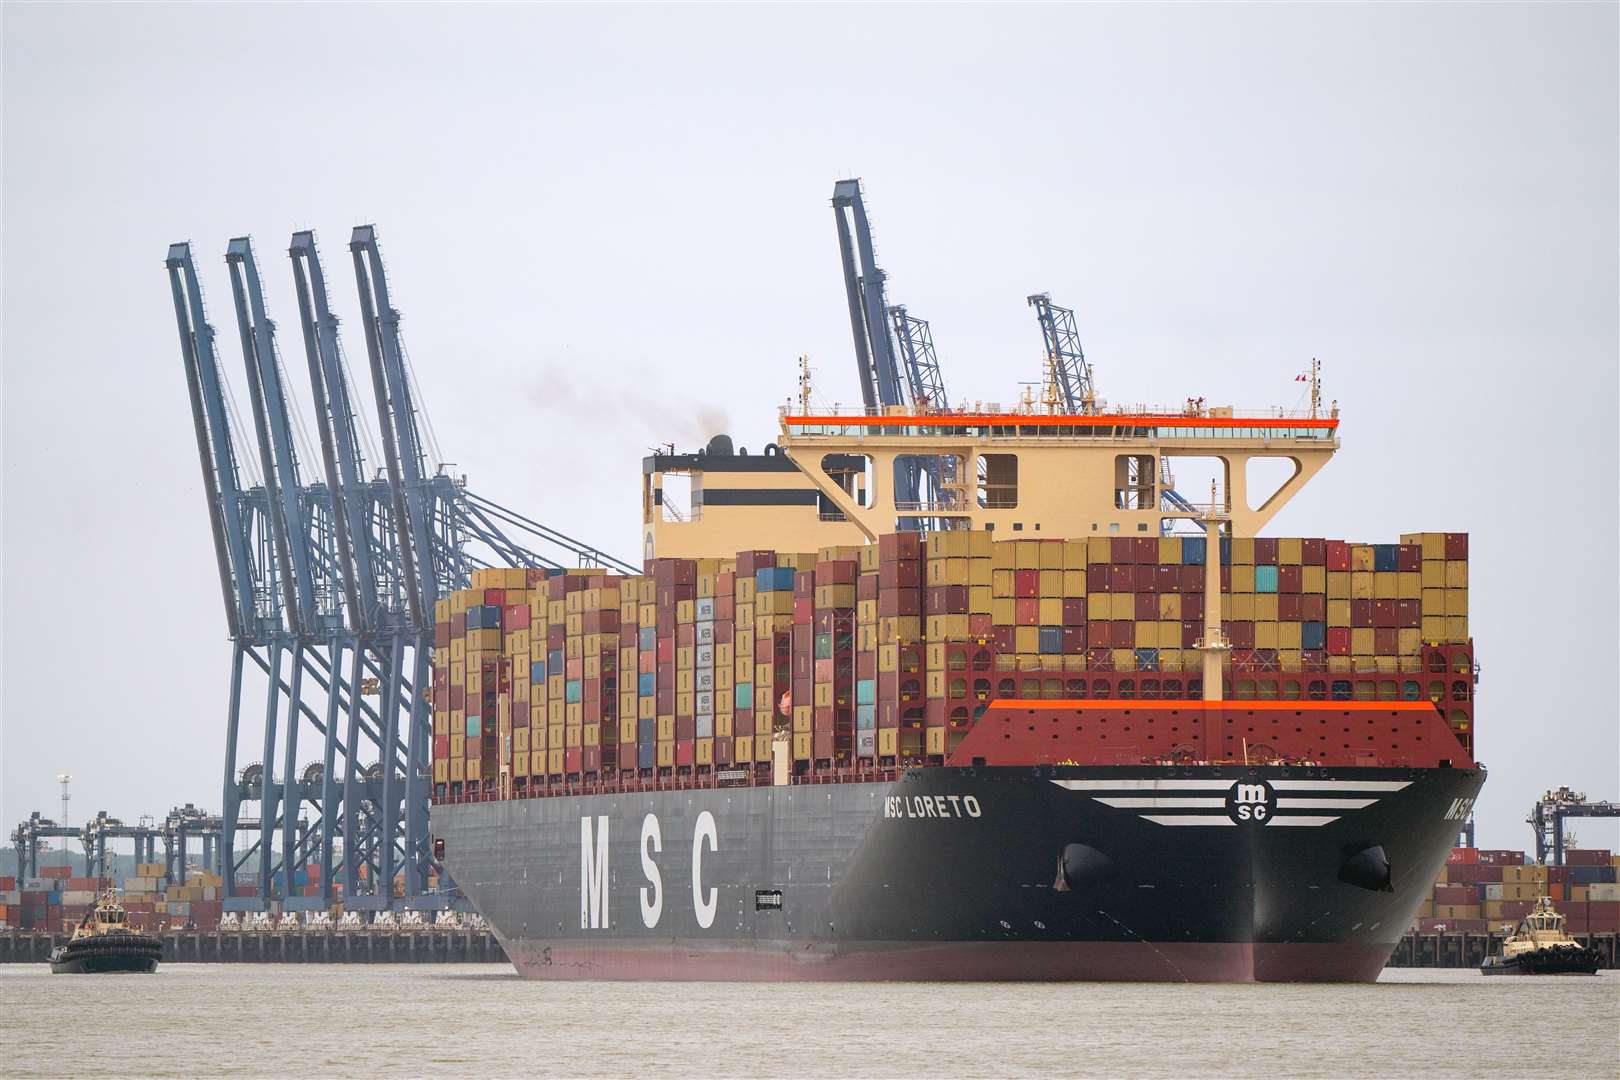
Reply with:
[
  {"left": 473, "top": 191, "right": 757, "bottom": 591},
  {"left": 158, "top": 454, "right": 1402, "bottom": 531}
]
[
  {"left": 857, "top": 703, "right": 876, "bottom": 729},
  {"left": 638, "top": 672, "right": 656, "bottom": 696},
  {"left": 638, "top": 627, "right": 656, "bottom": 651},
  {"left": 1182, "top": 537, "right": 1207, "bottom": 565},
  {"left": 856, "top": 679, "right": 875, "bottom": 705},
  {"left": 1135, "top": 648, "right": 1160, "bottom": 671},
  {"left": 466, "top": 715, "right": 481, "bottom": 738},
  {"left": 1302, "top": 621, "right": 1326, "bottom": 650},
  {"left": 1254, "top": 565, "right": 1279, "bottom": 593},
  {"left": 735, "top": 683, "right": 754, "bottom": 709},
  {"left": 565, "top": 680, "right": 582, "bottom": 704},
  {"left": 531, "top": 660, "right": 546, "bottom": 683},
  {"left": 1039, "top": 626, "right": 1064, "bottom": 654}
]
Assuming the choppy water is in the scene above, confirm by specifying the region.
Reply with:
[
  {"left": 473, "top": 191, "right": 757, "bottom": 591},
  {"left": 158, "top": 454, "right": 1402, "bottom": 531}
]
[{"left": 4, "top": 965, "right": 1617, "bottom": 1078}]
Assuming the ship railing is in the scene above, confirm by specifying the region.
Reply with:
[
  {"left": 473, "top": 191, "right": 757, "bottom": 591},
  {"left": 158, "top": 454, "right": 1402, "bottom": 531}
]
[{"left": 779, "top": 403, "right": 1335, "bottom": 422}]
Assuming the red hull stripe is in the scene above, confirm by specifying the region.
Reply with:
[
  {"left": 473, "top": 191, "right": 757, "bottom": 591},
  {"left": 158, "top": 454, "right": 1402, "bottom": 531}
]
[
  {"left": 986, "top": 699, "right": 1439, "bottom": 714},
  {"left": 783, "top": 414, "right": 1339, "bottom": 431}
]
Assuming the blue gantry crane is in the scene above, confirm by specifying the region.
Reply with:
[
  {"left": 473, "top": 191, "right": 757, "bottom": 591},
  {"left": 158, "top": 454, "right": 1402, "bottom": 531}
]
[
  {"left": 831, "top": 180, "right": 957, "bottom": 523},
  {"left": 1028, "top": 292, "right": 1203, "bottom": 530},
  {"left": 167, "top": 227, "right": 635, "bottom": 915}
]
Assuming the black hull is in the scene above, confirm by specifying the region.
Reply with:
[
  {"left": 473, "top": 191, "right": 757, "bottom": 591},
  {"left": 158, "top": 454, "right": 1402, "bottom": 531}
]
[
  {"left": 435, "top": 764, "right": 1484, "bottom": 982},
  {"left": 1481, "top": 949, "right": 1601, "bottom": 976},
  {"left": 49, "top": 936, "right": 162, "bottom": 975}
]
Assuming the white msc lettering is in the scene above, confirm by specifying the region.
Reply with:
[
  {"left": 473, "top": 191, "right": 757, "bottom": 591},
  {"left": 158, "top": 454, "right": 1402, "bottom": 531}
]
[
  {"left": 1232, "top": 784, "right": 1269, "bottom": 822},
  {"left": 580, "top": 815, "right": 609, "bottom": 930},
  {"left": 691, "top": 810, "right": 718, "bottom": 929},
  {"left": 639, "top": 813, "right": 663, "bottom": 929}
]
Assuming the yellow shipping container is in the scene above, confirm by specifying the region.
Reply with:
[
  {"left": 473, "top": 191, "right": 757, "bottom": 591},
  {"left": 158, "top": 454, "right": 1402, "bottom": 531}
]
[
  {"left": 1015, "top": 626, "right": 1040, "bottom": 652},
  {"left": 878, "top": 728, "right": 898, "bottom": 756},
  {"left": 1302, "top": 565, "right": 1326, "bottom": 593},
  {"left": 1350, "top": 573, "right": 1374, "bottom": 600},
  {"left": 1231, "top": 537, "right": 1255, "bottom": 565},
  {"left": 1062, "top": 569, "right": 1086, "bottom": 597},
  {"left": 1038, "top": 597, "right": 1063, "bottom": 625},
  {"left": 926, "top": 727, "right": 946, "bottom": 755},
  {"left": 1327, "top": 572, "right": 1350, "bottom": 599},
  {"left": 1158, "top": 594, "right": 1182, "bottom": 620},
  {"left": 1374, "top": 573, "right": 1398, "bottom": 600},
  {"left": 793, "top": 732, "right": 812, "bottom": 760},
  {"left": 1445, "top": 561, "right": 1468, "bottom": 588},
  {"left": 1255, "top": 622, "right": 1279, "bottom": 649},
  {"left": 1278, "top": 621, "right": 1303, "bottom": 650},
  {"left": 1445, "top": 615, "right": 1468, "bottom": 641},
  {"left": 1087, "top": 536, "right": 1112, "bottom": 564},
  {"left": 1278, "top": 537, "right": 1302, "bottom": 564},
  {"left": 1254, "top": 594, "right": 1278, "bottom": 621},
  {"left": 1229, "top": 594, "right": 1255, "bottom": 620},
  {"left": 1063, "top": 539, "right": 1086, "bottom": 570},
  {"left": 1108, "top": 593, "right": 1135, "bottom": 621},
  {"left": 1445, "top": 589, "right": 1468, "bottom": 616},
  {"left": 1038, "top": 569, "right": 1063, "bottom": 595},
  {"left": 1351, "top": 628, "right": 1375, "bottom": 655},
  {"left": 658, "top": 715, "right": 675, "bottom": 740},
  {"left": 1232, "top": 565, "right": 1255, "bottom": 592},
  {"left": 1350, "top": 545, "right": 1375, "bottom": 571},
  {"left": 1135, "top": 622, "right": 1159, "bottom": 649},
  {"left": 1327, "top": 599, "right": 1351, "bottom": 627},
  {"left": 656, "top": 742, "right": 674, "bottom": 768}
]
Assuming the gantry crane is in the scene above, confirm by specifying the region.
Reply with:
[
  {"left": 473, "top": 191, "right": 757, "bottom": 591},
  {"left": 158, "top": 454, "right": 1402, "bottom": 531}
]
[
  {"left": 167, "top": 227, "right": 635, "bottom": 914},
  {"left": 831, "top": 180, "right": 957, "bottom": 523},
  {"left": 82, "top": 812, "right": 163, "bottom": 882},
  {"left": 1529, "top": 787, "right": 1620, "bottom": 865},
  {"left": 9, "top": 812, "right": 84, "bottom": 881}
]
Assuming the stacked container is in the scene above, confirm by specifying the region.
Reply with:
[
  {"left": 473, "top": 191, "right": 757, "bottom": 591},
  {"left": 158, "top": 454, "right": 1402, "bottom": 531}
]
[
  {"left": 1417, "top": 848, "right": 1620, "bottom": 932},
  {"left": 429, "top": 529, "right": 1475, "bottom": 800}
]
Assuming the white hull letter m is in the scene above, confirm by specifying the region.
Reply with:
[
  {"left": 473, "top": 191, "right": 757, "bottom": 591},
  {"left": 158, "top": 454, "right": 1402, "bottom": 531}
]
[{"left": 581, "top": 815, "right": 609, "bottom": 929}]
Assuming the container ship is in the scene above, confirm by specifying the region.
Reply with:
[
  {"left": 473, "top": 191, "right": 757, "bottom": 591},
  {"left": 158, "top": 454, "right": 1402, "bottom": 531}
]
[{"left": 429, "top": 369, "right": 1485, "bottom": 981}]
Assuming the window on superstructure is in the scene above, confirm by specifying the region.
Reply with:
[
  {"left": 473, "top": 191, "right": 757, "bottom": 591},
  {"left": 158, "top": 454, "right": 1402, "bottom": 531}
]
[
  {"left": 978, "top": 454, "right": 1019, "bottom": 509},
  {"left": 1451, "top": 680, "right": 1470, "bottom": 702},
  {"left": 1114, "top": 455, "right": 1156, "bottom": 510},
  {"left": 1402, "top": 681, "right": 1421, "bottom": 701}
]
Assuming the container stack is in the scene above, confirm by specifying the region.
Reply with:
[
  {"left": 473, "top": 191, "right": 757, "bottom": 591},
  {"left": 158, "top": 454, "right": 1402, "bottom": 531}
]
[
  {"left": 1417, "top": 848, "right": 1620, "bottom": 933},
  {"left": 429, "top": 529, "right": 1475, "bottom": 799}
]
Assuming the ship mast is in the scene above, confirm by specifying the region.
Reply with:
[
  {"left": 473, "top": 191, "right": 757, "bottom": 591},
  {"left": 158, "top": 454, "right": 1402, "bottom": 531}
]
[{"left": 1193, "top": 480, "right": 1231, "bottom": 702}]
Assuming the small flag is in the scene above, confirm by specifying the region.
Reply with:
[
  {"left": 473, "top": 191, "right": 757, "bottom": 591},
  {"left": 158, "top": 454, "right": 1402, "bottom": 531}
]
[{"left": 1295, "top": 374, "right": 1308, "bottom": 382}]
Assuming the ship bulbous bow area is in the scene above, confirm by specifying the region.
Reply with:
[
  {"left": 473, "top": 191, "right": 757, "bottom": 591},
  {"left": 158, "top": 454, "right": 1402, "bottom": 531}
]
[
  {"left": 1338, "top": 843, "right": 1394, "bottom": 893},
  {"left": 1054, "top": 843, "right": 1116, "bottom": 892}
]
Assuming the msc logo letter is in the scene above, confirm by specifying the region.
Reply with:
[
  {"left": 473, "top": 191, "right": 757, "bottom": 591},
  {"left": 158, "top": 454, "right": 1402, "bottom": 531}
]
[
  {"left": 691, "top": 810, "right": 718, "bottom": 929},
  {"left": 1227, "top": 781, "right": 1275, "bottom": 824},
  {"left": 580, "top": 815, "right": 609, "bottom": 929},
  {"left": 640, "top": 813, "right": 663, "bottom": 928}
]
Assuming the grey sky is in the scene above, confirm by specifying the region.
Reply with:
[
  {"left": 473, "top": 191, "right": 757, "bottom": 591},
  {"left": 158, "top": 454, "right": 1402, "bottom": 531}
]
[{"left": 3, "top": 3, "right": 1616, "bottom": 854}]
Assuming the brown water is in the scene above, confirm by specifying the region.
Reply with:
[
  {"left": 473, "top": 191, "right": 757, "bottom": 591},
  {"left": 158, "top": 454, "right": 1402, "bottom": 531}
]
[{"left": 4, "top": 965, "right": 1617, "bottom": 1078}]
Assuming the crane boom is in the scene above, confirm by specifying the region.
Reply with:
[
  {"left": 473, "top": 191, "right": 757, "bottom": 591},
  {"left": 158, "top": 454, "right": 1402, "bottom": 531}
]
[
  {"left": 1027, "top": 293, "right": 1095, "bottom": 414},
  {"left": 831, "top": 180, "right": 905, "bottom": 408}
]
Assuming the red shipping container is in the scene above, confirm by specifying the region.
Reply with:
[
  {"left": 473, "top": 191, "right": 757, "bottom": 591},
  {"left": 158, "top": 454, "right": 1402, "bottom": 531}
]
[
  {"left": 504, "top": 604, "right": 531, "bottom": 630},
  {"left": 483, "top": 588, "right": 505, "bottom": 606},
  {"left": 1015, "top": 598, "right": 1039, "bottom": 625},
  {"left": 1227, "top": 621, "right": 1255, "bottom": 649},
  {"left": 41, "top": 867, "right": 70, "bottom": 879},
  {"left": 1566, "top": 849, "right": 1613, "bottom": 866},
  {"left": 1350, "top": 599, "right": 1374, "bottom": 627},
  {"left": 1134, "top": 537, "right": 1157, "bottom": 563},
  {"left": 1277, "top": 594, "right": 1303, "bottom": 621},
  {"left": 1326, "top": 540, "right": 1350, "bottom": 571},
  {"left": 1447, "top": 847, "right": 1481, "bottom": 865},
  {"left": 1133, "top": 565, "right": 1156, "bottom": 592},
  {"left": 1111, "top": 537, "right": 1135, "bottom": 564},
  {"left": 433, "top": 735, "right": 450, "bottom": 759},
  {"left": 1155, "top": 565, "right": 1179, "bottom": 592},
  {"left": 1253, "top": 538, "right": 1278, "bottom": 565},
  {"left": 1434, "top": 885, "right": 1479, "bottom": 905},
  {"left": 1326, "top": 627, "right": 1351, "bottom": 655},
  {"left": 1301, "top": 538, "right": 1327, "bottom": 565},
  {"left": 1396, "top": 544, "right": 1421, "bottom": 572},
  {"left": 1109, "top": 566, "right": 1133, "bottom": 591},
  {"left": 1182, "top": 621, "right": 1202, "bottom": 649},
  {"left": 1183, "top": 594, "right": 1204, "bottom": 622},
  {"left": 1180, "top": 565, "right": 1205, "bottom": 592},
  {"left": 1444, "top": 533, "right": 1468, "bottom": 560},
  {"left": 1277, "top": 565, "right": 1302, "bottom": 593},
  {"left": 1013, "top": 570, "right": 1039, "bottom": 598},
  {"left": 879, "top": 532, "right": 922, "bottom": 561},
  {"left": 1062, "top": 628, "right": 1086, "bottom": 653},
  {"left": 1062, "top": 598, "right": 1086, "bottom": 626},
  {"left": 1373, "top": 628, "right": 1398, "bottom": 655},
  {"left": 814, "top": 732, "right": 835, "bottom": 759},
  {"left": 1086, "top": 565, "right": 1110, "bottom": 593},
  {"left": 968, "top": 613, "right": 993, "bottom": 636},
  {"left": 1135, "top": 594, "right": 1158, "bottom": 621},
  {"left": 1476, "top": 850, "right": 1525, "bottom": 866}
]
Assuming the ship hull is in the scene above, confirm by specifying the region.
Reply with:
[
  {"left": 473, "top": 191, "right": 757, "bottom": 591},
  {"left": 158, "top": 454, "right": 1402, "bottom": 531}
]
[
  {"left": 49, "top": 936, "right": 162, "bottom": 974},
  {"left": 435, "top": 764, "right": 1484, "bottom": 982}
]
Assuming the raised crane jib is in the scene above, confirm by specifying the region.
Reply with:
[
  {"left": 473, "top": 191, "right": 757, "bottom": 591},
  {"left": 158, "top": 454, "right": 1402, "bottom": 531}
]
[
  {"left": 349, "top": 224, "right": 437, "bottom": 628},
  {"left": 226, "top": 237, "right": 320, "bottom": 633},
  {"left": 832, "top": 179, "right": 905, "bottom": 409},
  {"left": 1027, "top": 293, "right": 1095, "bottom": 414},
  {"left": 289, "top": 231, "right": 379, "bottom": 633},
  {"left": 165, "top": 242, "right": 258, "bottom": 638}
]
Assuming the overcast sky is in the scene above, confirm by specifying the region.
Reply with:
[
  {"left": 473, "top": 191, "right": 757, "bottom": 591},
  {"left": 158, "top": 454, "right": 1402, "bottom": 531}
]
[{"left": 3, "top": 4, "right": 1616, "bottom": 855}]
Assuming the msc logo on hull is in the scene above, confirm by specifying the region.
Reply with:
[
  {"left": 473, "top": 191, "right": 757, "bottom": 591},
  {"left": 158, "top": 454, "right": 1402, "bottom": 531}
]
[
  {"left": 1225, "top": 780, "right": 1278, "bottom": 824},
  {"left": 579, "top": 812, "right": 719, "bottom": 932}
]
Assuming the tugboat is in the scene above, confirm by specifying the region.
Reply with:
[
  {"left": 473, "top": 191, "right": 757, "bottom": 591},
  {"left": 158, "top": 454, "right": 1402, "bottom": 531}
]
[
  {"left": 1480, "top": 896, "right": 1601, "bottom": 976},
  {"left": 48, "top": 888, "right": 162, "bottom": 974}
]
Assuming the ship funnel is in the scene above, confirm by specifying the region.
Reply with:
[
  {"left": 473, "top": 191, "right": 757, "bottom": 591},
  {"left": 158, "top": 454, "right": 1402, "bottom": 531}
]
[{"left": 1337, "top": 844, "right": 1393, "bottom": 893}]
